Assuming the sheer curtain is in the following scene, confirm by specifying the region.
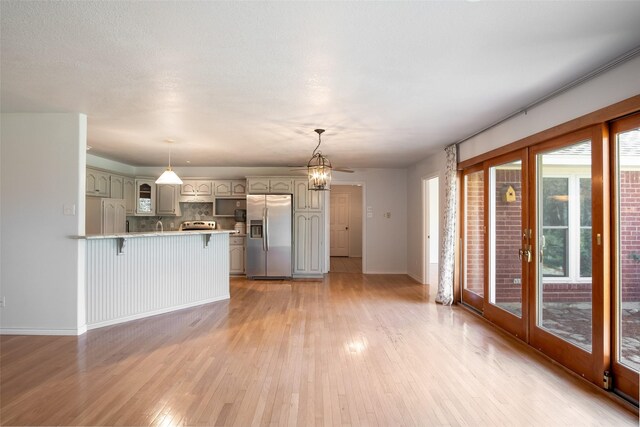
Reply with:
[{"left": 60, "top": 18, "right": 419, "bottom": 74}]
[{"left": 436, "top": 144, "right": 457, "bottom": 305}]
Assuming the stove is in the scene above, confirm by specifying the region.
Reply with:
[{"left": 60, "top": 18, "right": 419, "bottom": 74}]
[{"left": 179, "top": 220, "right": 216, "bottom": 231}]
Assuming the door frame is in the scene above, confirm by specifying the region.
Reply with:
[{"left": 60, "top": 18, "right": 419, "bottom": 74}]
[
  {"left": 328, "top": 182, "right": 366, "bottom": 273},
  {"left": 483, "top": 149, "right": 529, "bottom": 341},
  {"left": 609, "top": 113, "right": 640, "bottom": 402},
  {"left": 527, "top": 125, "right": 609, "bottom": 386},
  {"left": 461, "top": 163, "right": 485, "bottom": 312},
  {"left": 422, "top": 175, "right": 440, "bottom": 285}
]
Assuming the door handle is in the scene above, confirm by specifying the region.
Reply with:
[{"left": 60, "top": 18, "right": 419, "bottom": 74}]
[
  {"left": 262, "top": 208, "right": 267, "bottom": 251},
  {"left": 265, "top": 208, "right": 269, "bottom": 251},
  {"left": 345, "top": 226, "right": 349, "bottom": 230}
]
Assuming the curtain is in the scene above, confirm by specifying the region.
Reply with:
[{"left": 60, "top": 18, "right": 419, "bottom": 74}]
[{"left": 436, "top": 144, "right": 457, "bottom": 305}]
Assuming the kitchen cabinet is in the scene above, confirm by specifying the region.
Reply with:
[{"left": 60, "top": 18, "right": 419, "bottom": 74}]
[
  {"left": 229, "top": 235, "right": 245, "bottom": 275},
  {"left": 157, "top": 184, "right": 181, "bottom": 216},
  {"left": 110, "top": 175, "right": 124, "bottom": 199},
  {"left": 247, "top": 177, "right": 293, "bottom": 194},
  {"left": 123, "top": 177, "right": 135, "bottom": 215},
  {"left": 214, "top": 181, "right": 232, "bottom": 196},
  {"left": 86, "top": 168, "right": 110, "bottom": 197},
  {"left": 86, "top": 197, "right": 126, "bottom": 235},
  {"left": 293, "top": 178, "right": 323, "bottom": 212},
  {"left": 181, "top": 180, "right": 212, "bottom": 196},
  {"left": 231, "top": 180, "right": 246, "bottom": 196},
  {"left": 135, "top": 179, "right": 156, "bottom": 216},
  {"left": 293, "top": 212, "right": 323, "bottom": 276}
]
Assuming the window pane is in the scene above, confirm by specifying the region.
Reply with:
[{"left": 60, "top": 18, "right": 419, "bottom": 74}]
[
  {"left": 617, "top": 127, "right": 640, "bottom": 372},
  {"left": 464, "top": 171, "right": 485, "bottom": 298},
  {"left": 580, "top": 228, "right": 592, "bottom": 278},
  {"left": 543, "top": 177, "right": 568, "bottom": 226},
  {"left": 542, "top": 228, "right": 567, "bottom": 277},
  {"left": 580, "top": 178, "right": 592, "bottom": 227}
]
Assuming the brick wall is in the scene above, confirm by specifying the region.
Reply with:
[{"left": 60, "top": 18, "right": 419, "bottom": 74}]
[{"left": 620, "top": 170, "right": 640, "bottom": 303}]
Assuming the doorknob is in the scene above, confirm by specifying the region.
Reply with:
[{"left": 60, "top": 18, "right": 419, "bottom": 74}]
[{"left": 345, "top": 226, "right": 349, "bottom": 230}]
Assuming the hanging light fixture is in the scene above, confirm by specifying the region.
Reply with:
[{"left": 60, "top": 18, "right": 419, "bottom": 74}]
[
  {"left": 156, "top": 139, "right": 183, "bottom": 185},
  {"left": 307, "top": 129, "right": 332, "bottom": 191}
]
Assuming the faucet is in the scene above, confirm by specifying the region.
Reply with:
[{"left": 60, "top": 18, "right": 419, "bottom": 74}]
[{"left": 155, "top": 219, "right": 164, "bottom": 232}]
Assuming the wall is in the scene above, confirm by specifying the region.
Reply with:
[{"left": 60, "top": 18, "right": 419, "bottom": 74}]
[
  {"left": 1, "top": 113, "right": 87, "bottom": 335},
  {"left": 459, "top": 55, "right": 640, "bottom": 162},
  {"left": 406, "top": 150, "right": 446, "bottom": 283},
  {"left": 87, "top": 153, "right": 136, "bottom": 176},
  {"left": 330, "top": 185, "right": 363, "bottom": 257}
]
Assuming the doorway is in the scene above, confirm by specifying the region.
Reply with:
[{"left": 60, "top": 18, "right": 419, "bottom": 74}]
[
  {"left": 422, "top": 177, "right": 439, "bottom": 285},
  {"left": 330, "top": 185, "right": 363, "bottom": 273}
]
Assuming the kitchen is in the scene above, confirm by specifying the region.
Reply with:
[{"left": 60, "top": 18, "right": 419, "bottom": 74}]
[{"left": 83, "top": 161, "right": 329, "bottom": 330}]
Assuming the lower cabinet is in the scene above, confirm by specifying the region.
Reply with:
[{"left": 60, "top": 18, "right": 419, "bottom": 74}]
[
  {"left": 229, "top": 236, "right": 245, "bottom": 275},
  {"left": 293, "top": 212, "right": 323, "bottom": 276}
]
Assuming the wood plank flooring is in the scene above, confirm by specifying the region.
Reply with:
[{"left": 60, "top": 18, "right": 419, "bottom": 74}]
[
  {"left": 330, "top": 257, "right": 362, "bottom": 274},
  {"left": 1, "top": 274, "right": 637, "bottom": 426}
]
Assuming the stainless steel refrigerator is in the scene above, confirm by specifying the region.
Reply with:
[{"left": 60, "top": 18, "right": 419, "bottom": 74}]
[{"left": 246, "top": 194, "right": 292, "bottom": 278}]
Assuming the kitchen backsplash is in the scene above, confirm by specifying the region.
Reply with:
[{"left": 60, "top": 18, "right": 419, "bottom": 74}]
[{"left": 128, "top": 202, "right": 237, "bottom": 232}]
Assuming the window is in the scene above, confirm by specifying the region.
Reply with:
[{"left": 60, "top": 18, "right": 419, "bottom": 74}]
[{"left": 541, "top": 175, "right": 591, "bottom": 281}]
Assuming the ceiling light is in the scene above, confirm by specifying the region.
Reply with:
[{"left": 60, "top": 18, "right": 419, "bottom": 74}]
[
  {"left": 308, "top": 129, "right": 332, "bottom": 191},
  {"left": 156, "top": 139, "right": 183, "bottom": 185}
]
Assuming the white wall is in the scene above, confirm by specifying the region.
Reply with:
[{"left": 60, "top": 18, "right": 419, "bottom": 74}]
[
  {"left": 1, "top": 113, "right": 87, "bottom": 335},
  {"left": 459, "top": 55, "right": 640, "bottom": 161},
  {"left": 406, "top": 151, "right": 447, "bottom": 283},
  {"left": 87, "top": 153, "right": 136, "bottom": 176},
  {"left": 331, "top": 185, "right": 363, "bottom": 257}
]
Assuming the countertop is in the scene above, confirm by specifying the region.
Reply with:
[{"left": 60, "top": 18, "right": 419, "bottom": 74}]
[{"left": 80, "top": 230, "right": 236, "bottom": 240}]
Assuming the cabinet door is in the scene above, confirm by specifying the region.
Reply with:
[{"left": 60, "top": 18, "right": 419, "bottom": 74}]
[
  {"left": 86, "top": 169, "right": 110, "bottom": 197},
  {"left": 181, "top": 180, "right": 197, "bottom": 195},
  {"left": 135, "top": 180, "right": 156, "bottom": 215},
  {"left": 248, "top": 179, "right": 269, "bottom": 193},
  {"left": 214, "top": 181, "right": 232, "bottom": 196},
  {"left": 196, "top": 181, "right": 213, "bottom": 196},
  {"left": 114, "top": 200, "right": 127, "bottom": 233},
  {"left": 308, "top": 212, "right": 323, "bottom": 273},
  {"left": 230, "top": 245, "right": 245, "bottom": 274},
  {"left": 110, "top": 175, "right": 124, "bottom": 199},
  {"left": 293, "top": 179, "right": 308, "bottom": 211},
  {"left": 157, "top": 184, "right": 178, "bottom": 215},
  {"left": 231, "top": 180, "right": 246, "bottom": 196},
  {"left": 293, "top": 213, "right": 308, "bottom": 273},
  {"left": 270, "top": 178, "right": 292, "bottom": 193},
  {"left": 102, "top": 199, "right": 116, "bottom": 234},
  {"left": 308, "top": 187, "right": 323, "bottom": 211},
  {"left": 123, "top": 177, "right": 135, "bottom": 215}
]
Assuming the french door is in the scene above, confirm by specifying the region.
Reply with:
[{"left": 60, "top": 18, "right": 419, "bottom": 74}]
[
  {"left": 610, "top": 114, "right": 640, "bottom": 402},
  {"left": 484, "top": 150, "right": 529, "bottom": 340},
  {"left": 462, "top": 165, "right": 485, "bottom": 312},
  {"left": 528, "top": 126, "right": 606, "bottom": 385}
]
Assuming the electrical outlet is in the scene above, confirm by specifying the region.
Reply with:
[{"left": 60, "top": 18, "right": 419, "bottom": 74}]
[
  {"left": 63, "top": 204, "right": 76, "bottom": 216},
  {"left": 170, "top": 222, "right": 175, "bottom": 230},
  {"left": 384, "top": 212, "right": 391, "bottom": 219},
  {"left": 513, "top": 278, "right": 521, "bottom": 285},
  {"left": 0, "top": 296, "right": 5, "bottom": 308}
]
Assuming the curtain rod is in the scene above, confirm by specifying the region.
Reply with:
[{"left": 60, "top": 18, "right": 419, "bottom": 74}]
[{"left": 454, "top": 45, "right": 640, "bottom": 147}]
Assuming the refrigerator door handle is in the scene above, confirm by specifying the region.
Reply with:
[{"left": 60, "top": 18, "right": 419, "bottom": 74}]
[
  {"left": 265, "top": 207, "right": 270, "bottom": 251},
  {"left": 262, "top": 208, "right": 267, "bottom": 251}
]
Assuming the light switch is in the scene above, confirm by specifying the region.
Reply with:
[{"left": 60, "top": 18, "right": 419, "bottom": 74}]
[
  {"left": 384, "top": 212, "right": 391, "bottom": 219},
  {"left": 367, "top": 206, "right": 373, "bottom": 212},
  {"left": 63, "top": 204, "right": 76, "bottom": 216},
  {"left": 367, "top": 212, "right": 373, "bottom": 218}
]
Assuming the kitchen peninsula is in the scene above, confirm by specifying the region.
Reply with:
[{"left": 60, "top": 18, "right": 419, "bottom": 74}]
[{"left": 83, "top": 229, "right": 233, "bottom": 330}]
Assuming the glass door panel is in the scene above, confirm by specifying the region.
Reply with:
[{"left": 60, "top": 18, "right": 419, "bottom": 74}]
[
  {"left": 536, "top": 140, "right": 593, "bottom": 352},
  {"left": 612, "top": 114, "right": 640, "bottom": 402},
  {"left": 489, "top": 160, "right": 524, "bottom": 317},
  {"left": 485, "top": 151, "right": 529, "bottom": 340},
  {"left": 463, "top": 168, "right": 485, "bottom": 310}
]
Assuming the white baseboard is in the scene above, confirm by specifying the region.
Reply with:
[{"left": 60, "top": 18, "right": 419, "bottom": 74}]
[
  {"left": 1, "top": 327, "right": 85, "bottom": 336},
  {"left": 407, "top": 272, "right": 423, "bottom": 283},
  {"left": 86, "top": 295, "right": 230, "bottom": 331},
  {"left": 364, "top": 270, "right": 408, "bottom": 275}
]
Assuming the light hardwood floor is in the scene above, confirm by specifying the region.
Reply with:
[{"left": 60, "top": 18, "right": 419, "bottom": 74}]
[
  {"left": 330, "top": 257, "right": 362, "bottom": 274},
  {"left": 1, "top": 274, "right": 637, "bottom": 426}
]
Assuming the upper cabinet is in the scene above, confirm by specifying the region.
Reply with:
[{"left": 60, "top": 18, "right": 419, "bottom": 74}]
[
  {"left": 86, "top": 168, "right": 110, "bottom": 197},
  {"left": 214, "top": 181, "right": 232, "bottom": 196},
  {"left": 123, "top": 177, "right": 135, "bottom": 215},
  {"left": 157, "top": 184, "right": 181, "bottom": 216},
  {"left": 231, "top": 180, "right": 246, "bottom": 196},
  {"left": 181, "top": 180, "right": 212, "bottom": 196},
  {"left": 247, "top": 177, "right": 292, "bottom": 194},
  {"left": 110, "top": 175, "right": 124, "bottom": 199},
  {"left": 293, "top": 178, "right": 323, "bottom": 212},
  {"left": 135, "top": 179, "right": 156, "bottom": 216},
  {"left": 214, "top": 180, "right": 247, "bottom": 197}
]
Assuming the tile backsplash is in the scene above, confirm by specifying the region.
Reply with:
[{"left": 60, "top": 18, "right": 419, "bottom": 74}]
[{"left": 128, "top": 202, "right": 236, "bottom": 232}]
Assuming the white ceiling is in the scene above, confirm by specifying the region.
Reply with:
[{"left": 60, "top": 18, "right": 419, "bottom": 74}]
[{"left": 2, "top": 2, "right": 640, "bottom": 168}]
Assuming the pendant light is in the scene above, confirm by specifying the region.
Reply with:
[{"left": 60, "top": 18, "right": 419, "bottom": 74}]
[
  {"left": 307, "top": 129, "right": 332, "bottom": 191},
  {"left": 156, "top": 139, "right": 183, "bottom": 185}
]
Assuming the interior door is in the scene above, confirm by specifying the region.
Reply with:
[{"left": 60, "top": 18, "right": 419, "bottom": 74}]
[
  {"left": 610, "top": 113, "right": 640, "bottom": 402},
  {"left": 528, "top": 126, "right": 606, "bottom": 385},
  {"left": 485, "top": 150, "right": 529, "bottom": 340},
  {"left": 330, "top": 192, "right": 350, "bottom": 257},
  {"left": 461, "top": 165, "right": 485, "bottom": 311}
]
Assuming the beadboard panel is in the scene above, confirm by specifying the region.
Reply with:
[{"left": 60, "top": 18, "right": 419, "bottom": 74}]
[{"left": 87, "top": 233, "right": 229, "bottom": 327}]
